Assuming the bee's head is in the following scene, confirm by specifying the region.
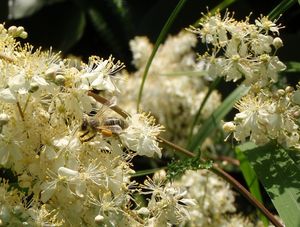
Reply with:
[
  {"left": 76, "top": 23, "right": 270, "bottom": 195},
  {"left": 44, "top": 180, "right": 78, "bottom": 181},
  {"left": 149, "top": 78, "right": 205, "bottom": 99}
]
[{"left": 81, "top": 117, "right": 89, "bottom": 131}]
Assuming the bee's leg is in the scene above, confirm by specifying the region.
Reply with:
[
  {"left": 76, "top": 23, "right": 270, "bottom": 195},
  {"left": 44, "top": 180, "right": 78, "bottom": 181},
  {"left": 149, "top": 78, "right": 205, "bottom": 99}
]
[
  {"left": 80, "top": 133, "right": 97, "bottom": 142},
  {"left": 80, "top": 130, "right": 90, "bottom": 139}
]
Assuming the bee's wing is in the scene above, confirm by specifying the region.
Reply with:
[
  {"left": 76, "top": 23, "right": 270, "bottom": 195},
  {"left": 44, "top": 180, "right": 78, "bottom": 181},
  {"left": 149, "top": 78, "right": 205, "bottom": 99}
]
[
  {"left": 107, "top": 96, "right": 117, "bottom": 108},
  {"left": 94, "top": 105, "right": 108, "bottom": 119},
  {"left": 94, "top": 95, "right": 119, "bottom": 118}
]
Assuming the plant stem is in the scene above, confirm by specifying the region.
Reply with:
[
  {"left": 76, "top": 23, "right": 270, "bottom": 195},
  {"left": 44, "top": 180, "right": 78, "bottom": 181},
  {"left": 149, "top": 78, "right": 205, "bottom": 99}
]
[
  {"left": 212, "top": 166, "right": 281, "bottom": 224},
  {"left": 187, "top": 77, "right": 221, "bottom": 146},
  {"left": 159, "top": 136, "right": 283, "bottom": 227},
  {"left": 16, "top": 101, "right": 25, "bottom": 121},
  {"left": 136, "top": 0, "right": 187, "bottom": 111},
  {"left": 88, "top": 92, "right": 283, "bottom": 227}
]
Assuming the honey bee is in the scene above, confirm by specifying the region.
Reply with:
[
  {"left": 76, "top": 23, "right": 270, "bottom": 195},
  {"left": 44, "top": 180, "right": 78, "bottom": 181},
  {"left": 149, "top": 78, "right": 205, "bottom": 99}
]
[{"left": 79, "top": 112, "right": 127, "bottom": 142}]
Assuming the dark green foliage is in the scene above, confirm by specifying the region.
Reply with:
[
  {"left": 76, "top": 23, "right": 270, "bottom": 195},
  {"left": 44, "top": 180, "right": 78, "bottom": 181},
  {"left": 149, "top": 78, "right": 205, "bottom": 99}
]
[
  {"left": 167, "top": 158, "right": 213, "bottom": 181},
  {"left": 243, "top": 142, "right": 300, "bottom": 227}
]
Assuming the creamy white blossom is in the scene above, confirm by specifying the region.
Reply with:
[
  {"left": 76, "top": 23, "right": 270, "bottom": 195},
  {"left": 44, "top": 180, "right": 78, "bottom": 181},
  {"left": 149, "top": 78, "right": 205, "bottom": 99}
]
[
  {"left": 226, "top": 86, "right": 300, "bottom": 149},
  {"left": 141, "top": 170, "right": 196, "bottom": 226},
  {"left": 120, "top": 113, "right": 164, "bottom": 158},
  {"left": 173, "top": 170, "right": 255, "bottom": 227},
  {"left": 189, "top": 11, "right": 286, "bottom": 86},
  {"left": 79, "top": 56, "right": 124, "bottom": 92},
  {"left": 0, "top": 23, "right": 173, "bottom": 226}
]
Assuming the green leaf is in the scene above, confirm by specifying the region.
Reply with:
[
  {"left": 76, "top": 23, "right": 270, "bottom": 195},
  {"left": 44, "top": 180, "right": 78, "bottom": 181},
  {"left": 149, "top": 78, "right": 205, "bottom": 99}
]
[
  {"left": 136, "top": 0, "right": 187, "bottom": 111},
  {"left": 187, "top": 77, "right": 222, "bottom": 146},
  {"left": 285, "top": 61, "right": 300, "bottom": 72},
  {"left": 167, "top": 158, "right": 213, "bottom": 180},
  {"left": 286, "top": 149, "right": 300, "bottom": 170},
  {"left": 57, "top": 6, "right": 85, "bottom": 52},
  {"left": 244, "top": 142, "right": 300, "bottom": 227},
  {"left": 268, "top": 0, "right": 298, "bottom": 20},
  {"left": 18, "top": 2, "right": 86, "bottom": 52},
  {"left": 87, "top": 7, "right": 122, "bottom": 57},
  {"left": 188, "top": 85, "right": 249, "bottom": 152},
  {"left": 108, "top": 0, "right": 133, "bottom": 37},
  {"left": 236, "top": 143, "right": 269, "bottom": 226}
]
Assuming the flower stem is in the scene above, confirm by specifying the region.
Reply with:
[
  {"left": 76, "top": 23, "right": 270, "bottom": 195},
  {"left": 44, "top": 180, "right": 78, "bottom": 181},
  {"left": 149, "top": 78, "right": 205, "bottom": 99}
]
[
  {"left": 158, "top": 136, "right": 283, "bottom": 227},
  {"left": 16, "top": 101, "right": 25, "bottom": 121},
  {"left": 88, "top": 91, "right": 283, "bottom": 227},
  {"left": 136, "top": 0, "right": 187, "bottom": 111}
]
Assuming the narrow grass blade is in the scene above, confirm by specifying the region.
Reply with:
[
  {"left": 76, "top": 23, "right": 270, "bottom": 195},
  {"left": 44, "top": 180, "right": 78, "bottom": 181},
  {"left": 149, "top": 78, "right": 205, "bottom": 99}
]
[
  {"left": 87, "top": 7, "right": 123, "bottom": 57},
  {"left": 236, "top": 143, "right": 269, "bottom": 226},
  {"left": 268, "top": 0, "right": 297, "bottom": 20},
  {"left": 136, "top": 0, "right": 187, "bottom": 111},
  {"left": 285, "top": 61, "right": 300, "bottom": 72},
  {"left": 187, "top": 77, "right": 221, "bottom": 146},
  {"left": 188, "top": 85, "right": 249, "bottom": 152}
]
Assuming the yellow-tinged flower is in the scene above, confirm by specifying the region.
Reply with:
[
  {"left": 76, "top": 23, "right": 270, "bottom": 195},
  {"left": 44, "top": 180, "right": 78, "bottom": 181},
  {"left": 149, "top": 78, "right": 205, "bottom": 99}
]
[
  {"left": 120, "top": 113, "right": 164, "bottom": 158},
  {"left": 189, "top": 11, "right": 285, "bottom": 87},
  {"left": 229, "top": 88, "right": 300, "bottom": 148}
]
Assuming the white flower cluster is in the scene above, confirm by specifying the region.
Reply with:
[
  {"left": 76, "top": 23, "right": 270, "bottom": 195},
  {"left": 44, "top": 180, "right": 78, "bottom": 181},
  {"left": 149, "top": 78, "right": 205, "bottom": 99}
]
[
  {"left": 188, "top": 11, "right": 300, "bottom": 149},
  {"left": 224, "top": 86, "right": 300, "bottom": 149},
  {"left": 189, "top": 11, "right": 286, "bottom": 87},
  {"left": 138, "top": 170, "right": 196, "bottom": 226},
  {"left": 119, "top": 31, "right": 221, "bottom": 146},
  {"left": 120, "top": 113, "right": 164, "bottom": 158},
  {"left": 173, "top": 170, "right": 255, "bottom": 227},
  {"left": 0, "top": 24, "right": 179, "bottom": 226}
]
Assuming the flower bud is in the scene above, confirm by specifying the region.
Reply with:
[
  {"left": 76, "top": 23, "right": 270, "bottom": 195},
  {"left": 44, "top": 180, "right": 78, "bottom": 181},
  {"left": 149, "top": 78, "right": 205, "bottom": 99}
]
[
  {"left": 0, "top": 206, "right": 10, "bottom": 224},
  {"left": 292, "top": 90, "right": 300, "bottom": 105},
  {"left": 29, "top": 82, "right": 39, "bottom": 93},
  {"left": 285, "top": 86, "right": 294, "bottom": 93},
  {"left": 231, "top": 54, "right": 240, "bottom": 62},
  {"left": 45, "top": 68, "right": 57, "bottom": 81},
  {"left": 19, "top": 31, "right": 28, "bottom": 39},
  {"left": 8, "top": 26, "right": 17, "bottom": 36},
  {"left": 0, "top": 113, "right": 9, "bottom": 126},
  {"left": 94, "top": 215, "right": 105, "bottom": 224},
  {"left": 273, "top": 37, "right": 283, "bottom": 49},
  {"left": 259, "top": 54, "right": 270, "bottom": 62},
  {"left": 223, "top": 122, "right": 236, "bottom": 132},
  {"left": 137, "top": 207, "right": 150, "bottom": 216},
  {"left": 277, "top": 89, "right": 285, "bottom": 96},
  {"left": 16, "top": 26, "right": 24, "bottom": 34},
  {"left": 55, "top": 74, "right": 65, "bottom": 85},
  {"left": 293, "top": 110, "right": 300, "bottom": 118},
  {"left": 153, "top": 170, "right": 166, "bottom": 183}
]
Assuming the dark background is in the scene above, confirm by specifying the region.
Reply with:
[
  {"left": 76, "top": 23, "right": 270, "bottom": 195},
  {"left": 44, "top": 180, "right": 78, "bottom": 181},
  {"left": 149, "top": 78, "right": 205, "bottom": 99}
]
[{"left": 0, "top": 0, "right": 299, "bottom": 70}]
